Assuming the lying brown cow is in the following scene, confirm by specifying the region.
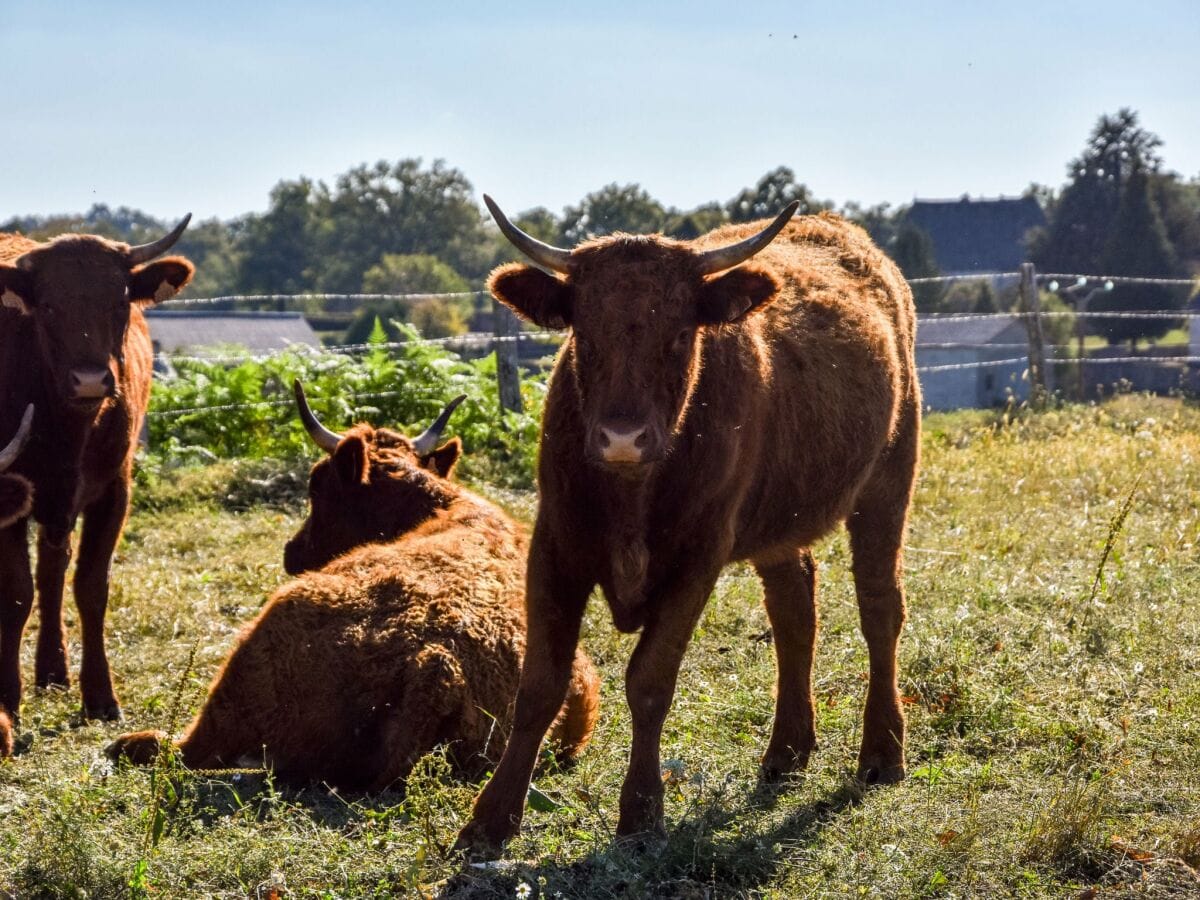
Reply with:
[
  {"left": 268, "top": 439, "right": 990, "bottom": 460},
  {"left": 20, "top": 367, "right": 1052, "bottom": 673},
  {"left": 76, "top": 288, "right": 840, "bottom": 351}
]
[
  {"left": 0, "top": 220, "right": 194, "bottom": 753},
  {"left": 457, "top": 197, "right": 920, "bottom": 852},
  {"left": 108, "top": 385, "right": 600, "bottom": 789}
]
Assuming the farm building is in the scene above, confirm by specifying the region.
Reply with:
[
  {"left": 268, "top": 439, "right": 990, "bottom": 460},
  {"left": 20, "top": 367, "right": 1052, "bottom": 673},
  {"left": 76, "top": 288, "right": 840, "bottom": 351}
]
[
  {"left": 916, "top": 314, "right": 1039, "bottom": 410},
  {"left": 144, "top": 310, "right": 321, "bottom": 358},
  {"left": 906, "top": 195, "right": 1045, "bottom": 275}
]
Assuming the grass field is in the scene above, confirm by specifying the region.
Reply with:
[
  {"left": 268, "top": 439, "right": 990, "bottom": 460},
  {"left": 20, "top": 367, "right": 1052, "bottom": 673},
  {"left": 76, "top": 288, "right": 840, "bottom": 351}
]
[{"left": 1, "top": 395, "right": 1199, "bottom": 898}]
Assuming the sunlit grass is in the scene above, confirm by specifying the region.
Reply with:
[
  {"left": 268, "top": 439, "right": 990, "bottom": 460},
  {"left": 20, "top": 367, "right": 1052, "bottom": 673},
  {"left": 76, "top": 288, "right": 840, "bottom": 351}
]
[{"left": 2, "top": 395, "right": 1199, "bottom": 897}]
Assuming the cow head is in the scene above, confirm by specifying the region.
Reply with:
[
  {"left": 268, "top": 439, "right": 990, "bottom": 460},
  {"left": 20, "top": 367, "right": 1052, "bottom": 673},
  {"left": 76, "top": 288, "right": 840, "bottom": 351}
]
[
  {"left": 0, "top": 218, "right": 194, "bottom": 411},
  {"left": 484, "top": 195, "right": 797, "bottom": 475},
  {"left": 0, "top": 405, "right": 34, "bottom": 528},
  {"left": 282, "top": 381, "right": 468, "bottom": 575}
]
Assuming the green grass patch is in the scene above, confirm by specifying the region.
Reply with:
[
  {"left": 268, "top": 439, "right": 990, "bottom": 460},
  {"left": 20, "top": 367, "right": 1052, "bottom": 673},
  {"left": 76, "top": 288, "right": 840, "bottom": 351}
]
[{"left": 2, "top": 395, "right": 1199, "bottom": 897}]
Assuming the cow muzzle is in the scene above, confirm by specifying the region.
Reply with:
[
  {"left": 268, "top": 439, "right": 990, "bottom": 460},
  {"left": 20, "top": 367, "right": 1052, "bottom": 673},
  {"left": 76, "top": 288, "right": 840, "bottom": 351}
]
[
  {"left": 590, "top": 419, "right": 664, "bottom": 468},
  {"left": 70, "top": 367, "right": 115, "bottom": 402}
]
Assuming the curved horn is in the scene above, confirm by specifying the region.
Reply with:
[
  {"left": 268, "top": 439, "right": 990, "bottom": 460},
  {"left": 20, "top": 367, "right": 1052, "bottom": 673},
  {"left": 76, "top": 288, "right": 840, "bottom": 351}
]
[
  {"left": 484, "top": 195, "right": 573, "bottom": 275},
  {"left": 0, "top": 405, "right": 34, "bottom": 471},
  {"left": 127, "top": 214, "right": 193, "bottom": 266},
  {"left": 292, "top": 380, "right": 343, "bottom": 453},
  {"left": 412, "top": 394, "right": 467, "bottom": 456},
  {"left": 694, "top": 201, "right": 800, "bottom": 276}
]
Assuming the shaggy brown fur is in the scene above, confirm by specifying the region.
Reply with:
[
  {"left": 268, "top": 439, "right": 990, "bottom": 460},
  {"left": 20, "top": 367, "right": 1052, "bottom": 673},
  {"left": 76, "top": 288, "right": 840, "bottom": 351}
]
[
  {"left": 458, "top": 211, "right": 920, "bottom": 852},
  {"left": 0, "top": 227, "right": 194, "bottom": 754},
  {"left": 108, "top": 423, "right": 600, "bottom": 789}
]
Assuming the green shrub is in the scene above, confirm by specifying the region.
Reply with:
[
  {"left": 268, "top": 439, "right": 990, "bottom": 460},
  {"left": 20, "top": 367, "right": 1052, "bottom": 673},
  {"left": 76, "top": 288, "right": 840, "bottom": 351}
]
[{"left": 148, "top": 320, "right": 546, "bottom": 487}]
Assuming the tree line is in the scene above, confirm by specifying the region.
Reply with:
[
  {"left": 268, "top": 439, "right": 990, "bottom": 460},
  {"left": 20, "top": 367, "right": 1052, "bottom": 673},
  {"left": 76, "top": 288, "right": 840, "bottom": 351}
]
[{"left": 4, "top": 109, "right": 1197, "bottom": 346}]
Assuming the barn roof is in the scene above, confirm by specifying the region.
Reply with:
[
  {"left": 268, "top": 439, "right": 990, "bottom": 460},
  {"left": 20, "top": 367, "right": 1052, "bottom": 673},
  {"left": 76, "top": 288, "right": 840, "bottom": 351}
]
[
  {"left": 905, "top": 196, "right": 1046, "bottom": 275},
  {"left": 916, "top": 314, "right": 1028, "bottom": 346},
  {"left": 144, "top": 310, "right": 320, "bottom": 354}
]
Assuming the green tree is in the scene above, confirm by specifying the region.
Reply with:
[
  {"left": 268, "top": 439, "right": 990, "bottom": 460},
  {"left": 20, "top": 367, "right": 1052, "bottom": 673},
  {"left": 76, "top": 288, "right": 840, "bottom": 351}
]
[
  {"left": 312, "top": 159, "right": 488, "bottom": 291},
  {"left": 175, "top": 218, "right": 242, "bottom": 301},
  {"left": 559, "top": 183, "right": 667, "bottom": 244},
  {"left": 665, "top": 202, "right": 728, "bottom": 240},
  {"left": 727, "top": 166, "right": 827, "bottom": 223},
  {"left": 890, "top": 223, "right": 945, "bottom": 313},
  {"left": 1092, "top": 166, "right": 1184, "bottom": 347},
  {"left": 1030, "top": 109, "right": 1164, "bottom": 274},
  {"left": 842, "top": 201, "right": 900, "bottom": 249},
  {"left": 236, "top": 178, "right": 320, "bottom": 299},
  {"left": 345, "top": 253, "right": 473, "bottom": 343}
]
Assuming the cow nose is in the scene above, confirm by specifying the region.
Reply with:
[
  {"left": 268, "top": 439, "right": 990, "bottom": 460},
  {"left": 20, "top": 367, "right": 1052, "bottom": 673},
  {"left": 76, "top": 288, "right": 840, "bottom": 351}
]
[
  {"left": 597, "top": 423, "right": 652, "bottom": 464},
  {"left": 70, "top": 368, "right": 114, "bottom": 400}
]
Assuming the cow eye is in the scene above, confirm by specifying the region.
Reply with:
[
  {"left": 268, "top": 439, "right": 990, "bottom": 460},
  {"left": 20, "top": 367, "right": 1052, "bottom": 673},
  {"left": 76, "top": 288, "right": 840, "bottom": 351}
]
[{"left": 671, "top": 328, "right": 692, "bottom": 353}]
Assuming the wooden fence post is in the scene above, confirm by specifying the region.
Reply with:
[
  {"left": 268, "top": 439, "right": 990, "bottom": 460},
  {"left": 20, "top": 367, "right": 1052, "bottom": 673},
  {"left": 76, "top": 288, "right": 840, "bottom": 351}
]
[
  {"left": 1019, "top": 263, "right": 1047, "bottom": 402},
  {"left": 492, "top": 298, "right": 523, "bottom": 414}
]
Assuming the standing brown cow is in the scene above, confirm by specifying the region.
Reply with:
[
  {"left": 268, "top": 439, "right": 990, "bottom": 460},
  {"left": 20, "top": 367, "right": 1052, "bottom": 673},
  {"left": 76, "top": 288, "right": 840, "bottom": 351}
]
[
  {"left": 0, "top": 220, "right": 194, "bottom": 753},
  {"left": 457, "top": 196, "right": 920, "bottom": 852}
]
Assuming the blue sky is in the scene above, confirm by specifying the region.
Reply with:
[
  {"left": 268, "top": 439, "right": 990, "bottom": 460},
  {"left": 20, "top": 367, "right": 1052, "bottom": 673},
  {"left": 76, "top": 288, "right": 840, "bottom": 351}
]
[{"left": 3, "top": 1, "right": 1197, "bottom": 221}]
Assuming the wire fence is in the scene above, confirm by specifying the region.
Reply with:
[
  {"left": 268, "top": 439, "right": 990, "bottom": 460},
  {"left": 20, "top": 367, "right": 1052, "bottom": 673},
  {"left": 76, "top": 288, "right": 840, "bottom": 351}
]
[{"left": 144, "top": 269, "right": 1200, "bottom": 421}]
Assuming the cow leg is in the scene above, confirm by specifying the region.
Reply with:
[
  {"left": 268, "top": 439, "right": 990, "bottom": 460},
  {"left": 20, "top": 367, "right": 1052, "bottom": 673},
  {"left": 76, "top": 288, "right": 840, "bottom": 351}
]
[
  {"left": 753, "top": 547, "right": 819, "bottom": 778},
  {"left": 33, "top": 523, "right": 73, "bottom": 690},
  {"left": 73, "top": 478, "right": 129, "bottom": 720},
  {"left": 455, "top": 531, "right": 592, "bottom": 856},
  {"left": 0, "top": 518, "right": 34, "bottom": 736},
  {"left": 616, "top": 564, "right": 721, "bottom": 839},
  {"left": 846, "top": 402, "right": 918, "bottom": 785}
]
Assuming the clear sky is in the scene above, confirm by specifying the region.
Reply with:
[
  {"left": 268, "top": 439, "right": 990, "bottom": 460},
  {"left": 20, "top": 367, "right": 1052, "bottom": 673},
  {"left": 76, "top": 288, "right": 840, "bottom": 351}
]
[{"left": 3, "top": 1, "right": 1197, "bottom": 222}]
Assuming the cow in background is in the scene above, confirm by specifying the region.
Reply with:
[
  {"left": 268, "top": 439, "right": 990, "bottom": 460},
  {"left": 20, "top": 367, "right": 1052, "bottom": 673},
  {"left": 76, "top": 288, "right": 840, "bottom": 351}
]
[
  {"left": 0, "top": 220, "right": 194, "bottom": 754},
  {"left": 457, "top": 196, "right": 920, "bottom": 853}
]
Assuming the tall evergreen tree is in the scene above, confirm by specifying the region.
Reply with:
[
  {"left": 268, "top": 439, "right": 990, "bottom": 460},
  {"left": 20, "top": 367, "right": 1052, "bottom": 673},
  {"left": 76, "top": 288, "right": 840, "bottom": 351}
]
[
  {"left": 1030, "top": 109, "right": 1164, "bottom": 274},
  {"left": 1092, "top": 166, "right": 1183, "bottom": 346}
]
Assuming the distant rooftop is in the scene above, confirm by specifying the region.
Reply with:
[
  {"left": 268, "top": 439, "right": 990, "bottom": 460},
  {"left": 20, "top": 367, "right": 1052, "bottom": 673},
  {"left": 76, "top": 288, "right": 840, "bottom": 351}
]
[
  {"left": 906, "top": 195, "right": 1046, "bottom": 275},
  {"left": 144, "top": 310, "right": 321, "bottom": 354},
  {"left": 916, "top": 314, "right": 1028, "bottom": 346}
]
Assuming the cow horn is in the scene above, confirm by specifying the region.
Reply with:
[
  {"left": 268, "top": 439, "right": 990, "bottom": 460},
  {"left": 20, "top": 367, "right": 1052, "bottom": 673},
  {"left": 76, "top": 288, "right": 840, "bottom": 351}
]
[
  {"left": 292, "top": 380, "right": 343, "bottom": 453},
  {"left": 484, "top": 195, "right": 573, "bottom": 275},
  {"left": 0, "top": 405, "right": 34, "bottom": 471},
  {"left": 412, "top": 394, "right": 467, "bottom": 456},
  {"left": 694, "top": 201, "right": 800, "bottom": 276},
  {"left": 127, "top": 214, "right": 193, "bottom": 266}
]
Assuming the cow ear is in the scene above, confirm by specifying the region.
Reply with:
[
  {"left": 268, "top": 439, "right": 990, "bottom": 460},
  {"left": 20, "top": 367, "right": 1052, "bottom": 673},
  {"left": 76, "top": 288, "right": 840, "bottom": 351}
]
[
  {"left": 421, "top": 437, "right": 462, "bottom": 479},
  {"left": 129, "top": 257, "right": 195, "bottom": 305},
  {"left": 0, "top": 266, "right": 33, "bottom": 316},
  {"left": 696, "top": 265, "right": 782, "bottom": 325},
  {"left": 332, "top": 435, "right": 370, "bottom": 487},
  {"left": 0, "top": 475, "right": 33, "bottom": 529},
  {"left": 488, "top": 263, "right": 573, "bottom": 329}
]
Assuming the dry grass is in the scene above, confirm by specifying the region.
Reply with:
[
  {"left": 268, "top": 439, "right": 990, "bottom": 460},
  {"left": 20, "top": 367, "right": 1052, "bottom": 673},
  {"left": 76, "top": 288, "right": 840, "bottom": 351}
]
[{"left": 1, "top": 394, "right": 1199, "bottom": 897}]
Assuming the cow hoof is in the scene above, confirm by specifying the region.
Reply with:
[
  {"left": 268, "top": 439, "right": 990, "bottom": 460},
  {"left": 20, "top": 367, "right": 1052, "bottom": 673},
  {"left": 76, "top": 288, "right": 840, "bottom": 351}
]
[
  {"left": 106, "top": 730, "right": 168, "bottom": 766},
  {"left": 83, "top": 703, "right": 124, "bottom": 723},
  {"left": 614, "top": 826, "right": 669, "bottom": 854},
  {"left": 760, "top": 744, "right": 814, "bottom": 781},
  {"left": 453, "top": 821, "right": 510, "bottom": 862},
  {"left": 855, "top": 762, "right": 905, "bottom": 786},
  {"left": 35, "top": 671, "right": 70, "bottom": 690}
]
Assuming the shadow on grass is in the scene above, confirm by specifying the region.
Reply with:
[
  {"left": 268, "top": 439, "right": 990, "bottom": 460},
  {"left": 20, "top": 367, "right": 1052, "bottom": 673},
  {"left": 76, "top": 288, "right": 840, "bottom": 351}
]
[{"left": 437, "top": 778, "right": 864, "bottom": 899}]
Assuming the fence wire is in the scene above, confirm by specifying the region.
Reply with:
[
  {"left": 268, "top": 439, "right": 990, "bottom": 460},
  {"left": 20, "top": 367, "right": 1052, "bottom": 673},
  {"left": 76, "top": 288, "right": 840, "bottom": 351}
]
[{"left": 143, "top": 270, "right": 1200, "bottom": 421}]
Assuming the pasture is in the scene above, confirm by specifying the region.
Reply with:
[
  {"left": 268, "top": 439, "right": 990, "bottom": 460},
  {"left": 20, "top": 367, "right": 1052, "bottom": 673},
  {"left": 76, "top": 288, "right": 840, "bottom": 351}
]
[{"left": 1, "top": 395, "right": 1198, "bottom": 898}]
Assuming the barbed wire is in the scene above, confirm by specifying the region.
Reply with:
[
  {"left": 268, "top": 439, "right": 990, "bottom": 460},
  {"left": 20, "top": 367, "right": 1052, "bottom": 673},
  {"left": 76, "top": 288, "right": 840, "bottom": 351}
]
[
  {"left": 916, "top": 357, "right": 1028, "bottom": 374},
  {"left": 155, "top": 271, "right": 1198, "bottom": 308},
  {"left": 146, "top": 387, "right": 447, "bottom": 420},
  {"left": 159, "top": 290, "right": 488, "bottom": 308},
  {"left": 155, "top": 330, "right": 560, "bottom": 366}
]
